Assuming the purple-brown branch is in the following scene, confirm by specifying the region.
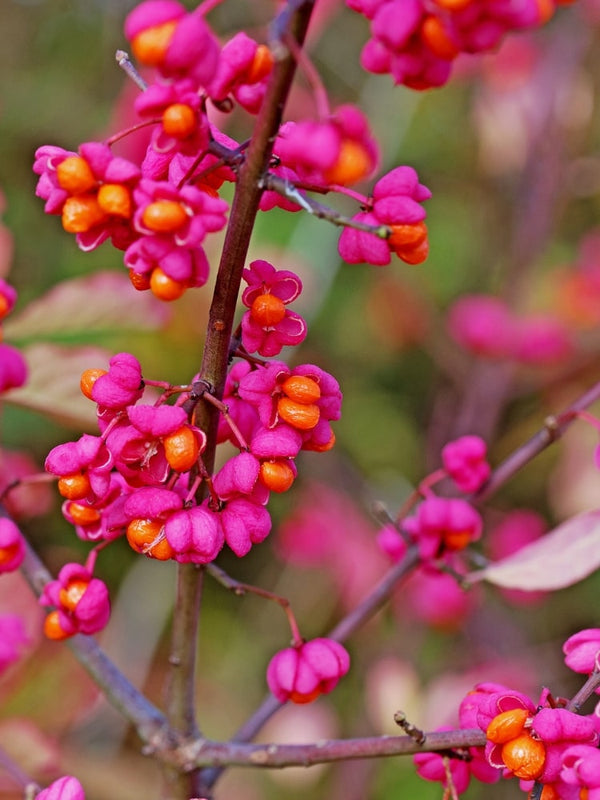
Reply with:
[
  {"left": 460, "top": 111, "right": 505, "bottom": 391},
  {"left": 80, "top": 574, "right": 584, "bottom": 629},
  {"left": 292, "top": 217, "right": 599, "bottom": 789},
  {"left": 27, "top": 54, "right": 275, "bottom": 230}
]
[{"left": 167, "top": 2, "right": 317, "bottom": 796}]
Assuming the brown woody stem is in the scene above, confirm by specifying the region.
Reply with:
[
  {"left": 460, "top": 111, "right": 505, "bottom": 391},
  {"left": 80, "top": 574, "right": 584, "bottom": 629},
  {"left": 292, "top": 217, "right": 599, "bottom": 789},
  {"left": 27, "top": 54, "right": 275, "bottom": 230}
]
[{"left": 166, "top": 2, "right": 317, "bottom": 797}]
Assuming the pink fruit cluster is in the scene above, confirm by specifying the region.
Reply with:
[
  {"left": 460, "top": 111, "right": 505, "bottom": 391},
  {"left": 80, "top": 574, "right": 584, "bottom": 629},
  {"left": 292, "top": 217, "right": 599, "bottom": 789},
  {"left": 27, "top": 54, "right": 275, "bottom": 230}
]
[
  {"left": 417, "top": 667, "right": 600, "bottom": 796},
  {"left": 448, "top": 294, "right": 573, "bottom": 366},
  {"left": 41, "top": 255, "right": 340, "bottom": 638},
  {"left": 379, "top": 434, "right": 488, "bottom": 557},
  {"left": 40, "top": 562, "right": 110, "bottom": 641},
  {"left": 33, "top": 0, "right": 435, "bottom": 301},
  {"left": 267, "top": 637, "right": 350, "bottom": 705},
  {"left": 378, "top": 439, "right": 553, "bottom": 629},
  {"left": 347, "top": 0, "right": 576, "bottom": 90}
]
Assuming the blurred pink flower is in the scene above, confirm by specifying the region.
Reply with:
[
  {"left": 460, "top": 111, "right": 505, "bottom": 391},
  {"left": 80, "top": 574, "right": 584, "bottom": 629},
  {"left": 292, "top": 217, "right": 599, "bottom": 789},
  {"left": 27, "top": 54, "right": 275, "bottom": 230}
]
[
  {"left": 447, "top": 295, "right": 515, "bottom": 358},
  {"left": 276, "top": 482, "right": 387, "bottom": 607},
  {"left": 0, "top": 614, "right": 29, "bottom": 673},
  {"left": 441, "top": 435, "right": 491, "bottom": 493},
  {"left": 400, "top": 566, "right": 479, "bottom": 630},
  {"left": 403, "top": 496, "right": 482, "bottom": 558}
]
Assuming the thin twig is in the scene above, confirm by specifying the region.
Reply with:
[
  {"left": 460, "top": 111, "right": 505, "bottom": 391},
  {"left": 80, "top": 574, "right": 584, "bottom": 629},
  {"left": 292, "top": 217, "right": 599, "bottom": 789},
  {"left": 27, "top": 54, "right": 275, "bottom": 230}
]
[
  {"left": 261, "top": 173, "right": 390, "bottom": 237},
  {"left": 115, "top": 50, "right": 148, "bottom": 91}
]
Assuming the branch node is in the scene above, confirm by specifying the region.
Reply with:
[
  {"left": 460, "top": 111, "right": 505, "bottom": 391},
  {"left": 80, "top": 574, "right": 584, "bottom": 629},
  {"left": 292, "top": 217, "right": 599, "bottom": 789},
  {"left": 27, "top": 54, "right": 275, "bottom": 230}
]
[
  {"left": 543, "top": 414, "right": 561, "bottom": 442},
  {"left": 393, "top": 711, "right": 426, "bottom": 745}
]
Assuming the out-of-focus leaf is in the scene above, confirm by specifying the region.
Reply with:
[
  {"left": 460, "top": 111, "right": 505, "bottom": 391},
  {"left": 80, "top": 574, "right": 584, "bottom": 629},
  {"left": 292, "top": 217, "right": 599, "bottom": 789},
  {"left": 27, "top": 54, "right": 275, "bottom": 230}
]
[
  {"left": 4, "top": 271, "right": 170, "bottom": 341},
  {"left": 3, "top": 343, "right": 109, "bottom": 429},
  {"left": 468, "top": 510, "right": 600, "bottom": 590}
]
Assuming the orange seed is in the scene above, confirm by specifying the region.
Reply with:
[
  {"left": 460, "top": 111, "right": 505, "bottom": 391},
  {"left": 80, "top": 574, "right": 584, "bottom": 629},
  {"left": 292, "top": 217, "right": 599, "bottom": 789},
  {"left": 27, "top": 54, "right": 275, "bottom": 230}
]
[
  {"left": 59, "top": 578, "right": 89, "bottom": 612},
  {"left": 389, "top": 221, "right": 428, "bottom": 251},
  {"left": 126, "top": 518, "right": 174, "bottom": 561},
  {"left": 131, "top": 20, "right": 178, "bottom": 66},
  {"left": 43, "top": 610, "right": 71, "bottom": 641},
  {"left": 80, "top": 368, "right": 107, "bottom": 400},
  {"left": 486, "top": 708, "right": 529, "bottom": 744},
  {"left": 163, "top": 425, "right": 200, "bottom": 472},
  {"left": 259, "top": 460, "right": 295, "bottom": 493},
  {"left": 141, "top": 200, "right": 188, "bottom": 233},
  {"left": 421, "top": 16, "right": 460, "bottom": 60},
  {"left": 245, "top": 44, "right": 274, "bottom": 84},
  {"left": 56, "top": 156, "right": 97, "bottom": 194},
  {"left": 162, "top": 103, "right": 197, "bottom": 138},
  {"left": 149, "top": 268, "right": 186, "bottom": 301},
  {"left": 250, "top": 294, "right": 286, "bottom": 327},
  {"left": 277, "top": 397, "right": 320, "bottom": 430},
  {"left": 67, "top": 502, "right": 101, "bottom": 527},
  {"left": 324, "top": 140, "right": 372, "bottom": 186},
  {"left": 501, "top": 733, "right": 546, "bottom": 780},
  {"left": 281, "top": 375, "right": 321, "bottom": 405},
  {"left": 57, "top": 472, "right": 92, "bottom": 501},
  {"left": 97, "top": 183, "right": 132, "bottom": 218},
  {"left": 62, "top": 194, "right": 108, "bottom": 233},
  {"left": 443, "top": 529, "right": 472, "bottom": 551},
  {"left": 129, "top": 269, "right": 152, "bottom": 292}
]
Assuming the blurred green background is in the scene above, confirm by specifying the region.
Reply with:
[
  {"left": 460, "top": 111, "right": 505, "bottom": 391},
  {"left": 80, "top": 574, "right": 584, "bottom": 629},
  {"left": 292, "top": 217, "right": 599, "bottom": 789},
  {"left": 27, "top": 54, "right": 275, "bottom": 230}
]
[{"left": 2, "top": 1, "right": 600, "bottom": 798}]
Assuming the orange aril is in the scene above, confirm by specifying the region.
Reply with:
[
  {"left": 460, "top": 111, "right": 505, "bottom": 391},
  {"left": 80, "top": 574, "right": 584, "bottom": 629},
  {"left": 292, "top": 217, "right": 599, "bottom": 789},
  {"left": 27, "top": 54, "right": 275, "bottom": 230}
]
[
  {"left": 421, "top": 16, "right": 459, "bottom": 60},
  {"left": 59, "top": 578, "right": 89, "bottom": 612},
  {"left": 303, "top": 431, "right": 336, "bottom": 452},
  {"left": 149, "top": 268, "right": 186, "bottom": 301},
  {"left": 277, "top": 397, "right": 320, "bottom": 430},
  {"left": 126, "top": 518, "right": 174, "bottom": 561},
  {"left": 246, "top": 44, "right": 274, "bottom": 84},
  {"left": 129, "top": 269, "right": 152, "bottom": 291},
  {"left": 131, "top": 20, "right": 178, "bottom": 66},
  {"left": 536, "top": 0, "right": 555, "bottom": 22},
  {"left": 534, "top": 786, "right": 560, "bottom": 800},
  {"left": 396, "top": 238, "right": 429, "bottom": 265},
  {"left": 251, "top": 294, "right": 286, "bottom": 327},
  {"left": 432, "top": 0, "right": 473, "bottom": 10},
  {"left": 281, "top": 375, "right": 321, "bottom": 405},
  {"left": 0, "top": 544, "right": 21, "bottom": 566},
  {"left": 80, "top": 368, "right": 107, "bottom": 400},
  {"left": 486, "top": 709, "right": 529, "bottom": 744},
  {"left": 501, "top": 733, "right": 546, "bottom": 780},
  {"left": 141, "top": 200, "right": 188, "bottom": 233},
  {"left": 43, "top": 610, "right": 71, "bottom": 641},
  {"left": 67, "top": 502, "right": 101, "bottom": 527},
  {"left": 289, "top": 686, "right": 322, "bottom": 704},
  {"left": 62, "top": 194, "right": 108, "bottom": 233},
  {"left": 97, "top": 183, "right": 132, "bottom": 218},
  {"left": 0, "top": 294, "right": 11, "bottom": 320},
  {"left": 389, "top": 221, "right": 428, "bottom": 251},
  {"left": 56, "top": 156, "right": 97, "bottom": 194},
  {"left": 163, "top": 425, "right": 200, "bottom": 472},
  {"left": 162, "top": 104, "right": 197, "bottom": 138},
  {"left": 443, "top": 529, "right": 472, "bottom": 551},
  {"left": 259, "top": 460, "right": 295, "bottom": 493},
  {"left": 58, "top": 472, "right": 92, "bottom": 501},
  {"left": 324, "top": 140, "right": 372, "bottom": 186}
]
